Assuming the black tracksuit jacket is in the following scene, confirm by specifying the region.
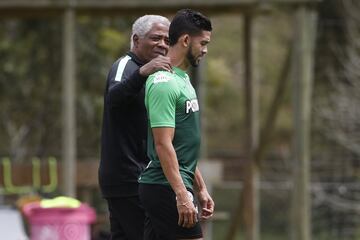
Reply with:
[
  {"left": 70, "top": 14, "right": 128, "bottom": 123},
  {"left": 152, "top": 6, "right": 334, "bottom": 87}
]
[{"left": 99, "top": 51, "right": 149, "bottom": 197}]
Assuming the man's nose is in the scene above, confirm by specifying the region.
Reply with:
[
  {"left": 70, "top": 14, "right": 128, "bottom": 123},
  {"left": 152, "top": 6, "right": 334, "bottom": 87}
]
[{"left": 202, "top": 46, "right": 208, "bottom": 55}]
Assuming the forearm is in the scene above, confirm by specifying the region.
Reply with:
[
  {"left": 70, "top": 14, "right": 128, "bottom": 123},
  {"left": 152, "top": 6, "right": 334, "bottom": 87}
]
[
  {"left": 156, "top": 142, "right": 187, "bottom": 196},
  {"left": 155, "top": 134, "right": 198, "bottom": 227},
  {"left": 194, "top": 167, "right": 215, "bottom": 219},
  {"left": 194, "top": 167, "right": 207, "bottom": 192}
]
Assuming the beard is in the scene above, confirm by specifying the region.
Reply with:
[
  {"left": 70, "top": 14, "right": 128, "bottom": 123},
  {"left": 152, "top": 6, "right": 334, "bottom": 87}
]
[{"left": 186, "top": 45, "right": 199, "bottom": 67}]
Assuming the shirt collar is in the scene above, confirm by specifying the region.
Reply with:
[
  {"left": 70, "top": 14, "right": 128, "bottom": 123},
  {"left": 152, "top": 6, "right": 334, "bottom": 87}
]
[
  {"left": 173, "top": 66, "right": 188, "bottom": 79},
  {"left": 126, "top": 51, "right": 145, "bottom": 66}
]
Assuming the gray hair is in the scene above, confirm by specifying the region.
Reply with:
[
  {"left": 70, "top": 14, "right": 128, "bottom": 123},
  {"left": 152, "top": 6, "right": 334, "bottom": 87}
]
[{"left": 130, "top": 15, "right": 170, "bottom": 50}]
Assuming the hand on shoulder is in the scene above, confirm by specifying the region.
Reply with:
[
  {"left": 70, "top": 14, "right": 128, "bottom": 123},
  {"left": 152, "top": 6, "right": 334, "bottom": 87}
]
[{"left": 139, "top": 55, "right": 172, "bottom": 76}]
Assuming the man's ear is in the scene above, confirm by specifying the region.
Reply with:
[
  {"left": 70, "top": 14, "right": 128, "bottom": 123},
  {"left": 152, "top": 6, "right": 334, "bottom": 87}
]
[
  {"left": 180, "top": 34, "right": 190, "bottom": 48},
  {"left": 133, "top": 34, "right": 140, "bottom": 48}
]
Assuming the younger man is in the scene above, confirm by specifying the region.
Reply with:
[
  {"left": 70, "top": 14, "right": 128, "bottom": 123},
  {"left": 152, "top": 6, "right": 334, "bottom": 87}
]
[{"left": 139, "top": 9, "right": 214, "bottom": 240}]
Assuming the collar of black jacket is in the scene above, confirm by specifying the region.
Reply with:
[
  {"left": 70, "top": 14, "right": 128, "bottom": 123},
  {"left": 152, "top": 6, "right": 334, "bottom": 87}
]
[{"left": 127, "top": 51, "right": 145, "bottom": 66}]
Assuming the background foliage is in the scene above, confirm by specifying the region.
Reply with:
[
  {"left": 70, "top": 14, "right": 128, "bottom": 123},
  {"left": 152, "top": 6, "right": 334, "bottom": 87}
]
[{"left": 0, "top": 1, "right": 359, "bottom": 239}]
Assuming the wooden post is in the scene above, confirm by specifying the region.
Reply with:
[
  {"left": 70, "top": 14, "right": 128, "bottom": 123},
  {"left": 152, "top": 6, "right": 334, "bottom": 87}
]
[
  {"left": 291, "top": 5, "right": 317, "bottom": 240},
  {"left": 62, "top": 6, "right": 76, "bottom": 197},
  {"left": 225, "top": 14, "right": 260, "bottom": 240},
  {"left": 254, "top": 44, "right": 292, "bottom": 164},
  {"left": 242, "top": 14, "right": 260, "bottom": 240}
]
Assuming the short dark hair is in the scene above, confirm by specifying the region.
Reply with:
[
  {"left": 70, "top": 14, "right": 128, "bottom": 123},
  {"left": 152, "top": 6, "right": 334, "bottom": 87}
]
[{"left": 169, "top": 9, "right": 212, "bottom": 46}]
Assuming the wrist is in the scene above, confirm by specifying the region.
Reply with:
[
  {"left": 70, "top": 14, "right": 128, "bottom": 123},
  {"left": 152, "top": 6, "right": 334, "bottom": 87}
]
[
  {"left": 176, "top": 190, "right": 193, "bottom": 206},
  {"left": 195, "top": 184, "right": 207, "bottom": 193},
  {"left": 176, "top": 199, "right": 192, "bottom": 207},
  {"left": 175, "top": 188, "right": 188, "bottom": 198},
  {"left": 139, "top": 66, "right": 146, "bottom": 77}
]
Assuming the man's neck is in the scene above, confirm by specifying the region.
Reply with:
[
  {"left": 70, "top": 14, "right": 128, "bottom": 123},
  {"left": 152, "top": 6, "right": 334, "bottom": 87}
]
[
  {"left": 130, "top": 49, "right": 147, "bottom": 64},
  {"left": 168, "top": 46, "right": 189, "bottom": 71}
]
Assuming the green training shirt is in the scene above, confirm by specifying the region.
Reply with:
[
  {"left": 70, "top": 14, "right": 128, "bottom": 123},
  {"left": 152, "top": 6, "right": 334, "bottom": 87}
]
[{"left": 139, "top": 67, "right": 200, "bottom": 190}]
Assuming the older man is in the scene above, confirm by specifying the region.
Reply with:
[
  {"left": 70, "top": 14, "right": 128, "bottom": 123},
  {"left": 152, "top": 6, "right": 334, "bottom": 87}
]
[{"left": 99, "top": 15, "right": 171, "bottom": 240}]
